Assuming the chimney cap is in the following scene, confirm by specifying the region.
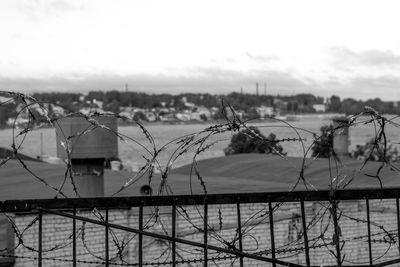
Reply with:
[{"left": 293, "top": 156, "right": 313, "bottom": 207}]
[
  {"left": 56, "top": 115, "right": 118, "bottom": 160},
  {"left": 333, "top": 116, "right": 350, "bottom": 124}
]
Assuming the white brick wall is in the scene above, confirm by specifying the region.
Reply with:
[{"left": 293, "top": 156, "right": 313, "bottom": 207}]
[{"left": 9, "top": 199, "right": 400, "bottom": 266}]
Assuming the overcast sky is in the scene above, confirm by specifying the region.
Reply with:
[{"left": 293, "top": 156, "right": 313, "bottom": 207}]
[{"left": 1, "top": 0, "right": 400, "bottom": 100}]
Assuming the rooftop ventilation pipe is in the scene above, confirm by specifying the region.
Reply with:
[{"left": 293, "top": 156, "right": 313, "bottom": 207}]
[
  {"left": 56, "top": 116, "right": 118, "bottom": 197},
  {"left": 332, "top": 117, "right": 350, "bottom": 157}
]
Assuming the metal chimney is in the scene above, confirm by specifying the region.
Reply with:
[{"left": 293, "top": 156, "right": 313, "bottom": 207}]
[
  {"left": 55, "top": 116, "right": 118, "bottom": 197},
  {"left": 332, "top": 117, "right": 350, "bottom": 157}
]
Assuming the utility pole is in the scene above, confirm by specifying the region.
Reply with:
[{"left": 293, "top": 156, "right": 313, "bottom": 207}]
[
  {"left": 264, "top": 82, "right": 267, "bottom": 95},
  {"left": 125, "top": 83, "right": 128, "bottom": 92},
  {"left": 256, "top": 82, "right": 259, "bottom": 96},
  {"left": 240, "top": 87, "right": 243, "bottom": 95}
]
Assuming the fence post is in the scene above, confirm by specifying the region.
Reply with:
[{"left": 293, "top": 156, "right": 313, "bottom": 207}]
[
  {"left": 332, "top": 200, "right": 342, "bottom": 266},
  {"left": 366, "top": 198, "right": 372, "bottom": 265},
  {"left": 73, "top": 208, "right": 76, "bottom": 267},
  {"left": 237, "top": 199, "right": 244, "bottom": 267},
  {"left": 172, "top": 199, "right": 176, "bottom": 267},
  {"left": 38, "top": 209, "right": 43, "bottom": 267},
  {"left": 300, "top": 200, "right": 310, "bottom": 266},
  {"left": 268, "top": 199, "right": 276, "bottom": 267},
  {"left": 203, "top": 196, "right": 208, "bottom": 267},
  {"left": 139, "top": 203, "right": 143, "bottom": 267},
  {"left": 105, "top": 207, "right": 109, "bottom": 267},
  {"left": 397, "top": 198, "right": 400, "bottom": 256}
]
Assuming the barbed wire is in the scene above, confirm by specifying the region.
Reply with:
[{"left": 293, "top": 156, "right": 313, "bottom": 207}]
[{"left": 1, "top": 90, "right": 400, "bottom": 265}]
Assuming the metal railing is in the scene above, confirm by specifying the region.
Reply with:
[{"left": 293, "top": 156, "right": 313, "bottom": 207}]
[{"left": 2, "top": 188, "right": 400, "bottom": 267}]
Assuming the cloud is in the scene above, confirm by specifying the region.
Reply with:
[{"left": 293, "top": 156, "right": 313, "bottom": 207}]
[
  {"left": 13, "top": 0, "right": 85, "bottom": 21},
  {"left": 320, "top": 74, "right": 400, "bottom": 101},
  {"left": 245, "top": 53, "right": 280, "bottom": 63},
  {"left": 331, "top": 47, "right": 400, "bottom": 66},
  {"left": 350, "top": 75, "right": 400, "bottom": 90}
]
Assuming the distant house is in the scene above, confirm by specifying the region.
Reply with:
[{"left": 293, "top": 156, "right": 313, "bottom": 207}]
[
  {"left": 176, "top": 112, "right": 191, "bottom": 121},
  {"left": 190, "top": 106, "right": 211, "bottom": 121},
  {"left": 6, "top": 103, "right": 30, "bottom": 126},
  {"left": 7, "top": 117, "right": 28, "bottom": 126},
  {"left": 0, "top": 96, "right": 14, "bottom": 103},
  {"left": 181, "top": 97, "right": 196, "bottom": 109},
  {"left": 145, "top": 111, "right": 156, "bottom": 122},
  {"left": 256, "top": 105, "right": 274, "bottom": 118},
  {"left": 51, "top": 104, "right": 65, "bottom": 116},
  {"left": 210, "top": 107, "right": 219, "bottom": 115},
  {"left": 119, "top": 111, "right": 133, "bottom": 119},
  {"left": 79, "top": 107, "right": 106, "bottom": 115},
  {"left": 118, "top": 107, "right": 132, "bottom": 118},
  {"left": 184, "top": 102, "right": 195, "bottom": 109},
  {"left": 158, "top": 108, "right": 170, "bottom": 114},
  {"left": 274, "top": 98, "right": 288, "bottom": 113},
  {"left": 120, "top": 108, "right": 156, "bottom": 122},
  {"left": 120, "top": 107, "right": 135, "bottom": 113},
  {"left": 92, "top": 99, "right": 104, "bottom": 109},
  {"left": 159, "top": 113, "right": 176, "bottom": 122},
  {"left": 313, "top": 104, "right": 326, "bottom": 112}
]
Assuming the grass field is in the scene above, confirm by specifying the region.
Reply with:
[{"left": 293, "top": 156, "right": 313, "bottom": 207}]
[
  {"left": 1, "top": 114, "right": 399, "bottom": 171},
  {"left": 1, "top": 115, "right": 400, "bottom": 198}
]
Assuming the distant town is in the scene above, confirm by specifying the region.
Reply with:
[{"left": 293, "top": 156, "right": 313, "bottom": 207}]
[{"left": 0, "top": 90, "right": 399, "bottom": 127}]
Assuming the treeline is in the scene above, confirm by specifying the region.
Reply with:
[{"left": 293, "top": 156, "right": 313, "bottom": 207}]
[
  {"left": 326, "top": 95, "right": 400, "bottom": 115},
  {"left": 32, "top": 91, "right": 326, "bottom": 113},
  {"left": 1, "top": 90, "right": 400, "bottom": 126}
]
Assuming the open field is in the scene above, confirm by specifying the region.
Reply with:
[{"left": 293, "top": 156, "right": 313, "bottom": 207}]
[{"left": 1, "top": 114, "right": 399, "bottom": 171}]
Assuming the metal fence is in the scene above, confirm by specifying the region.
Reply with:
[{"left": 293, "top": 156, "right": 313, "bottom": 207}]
[{"left": 2, "top": 188, "right": 400, "bottom": 267}]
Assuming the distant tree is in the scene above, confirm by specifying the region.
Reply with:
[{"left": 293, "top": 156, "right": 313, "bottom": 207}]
[
  {"left": 133, "top": 111, "right": 148, "bottom": 122},
  {"left": 259, "top": 95, "right": 274, "bottom": 106},
  {"left": 150, "top": 96, "right": 162, "bottom": 108},
  {"left": 383, "top": 101, "right": 396, "bottom": 115},
  {"left": 365, "top": 98, "right": 385, "bottom": 114},
  {"left": 86, "top": 91, "right": 105, "bottom": 102},
  {"left": 224, "top": 126, "right": 285, "bottom": 155},
  {"left": 341, "top": 98, "right": 361, "bottom": 115},
  {"left": 32, "top": 92, "right": 81, "bottom": 111},
  {"left": 173, "top": 96, "right": 186, "bottom": 111},
  {"left": 287, "top": 101, "right": 299, "bottom": 113},
  {"left": 103, "top": 91, "right": 120, "bottom": 106},
  {"left": 119, "top": 92, "right": 132, "bottom": 107},
  {"left": 311, "top": 124, "right": 334, "bottom": 158},
  {"left": 242, "top": 108, "right": 259, "bottom": 120},
  {"left": 212, "top": 108, "right": 226, "bottom": 120},
  {"left": 199, "top": 113, "right": 208, "bottom": 121},
  {"left": 351, "top": 138, "right": 400, "bottom": 162},
  {"left": 296, "top": 94, "right": 317, "bottom": 107},
  {"left": 202, "top": 94, "right": 220, "bottom": 108},
  {"left": 130, "top": 93, "right": 143, "bottom": 107},
  {"left": 327, "top": 95, "right": 341, "bottom": 112},
  {"left": 315, "top": 96, "right": 324, "bottom": 104},
  {"left": 29, "top": 108, "right": 47, "bottom": 123},
  {"left": 0, "top": 103, "right": 17, "bottom": 127},
  {"left": 104, "top": 99, "right": 120, "bottom": 114}
]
